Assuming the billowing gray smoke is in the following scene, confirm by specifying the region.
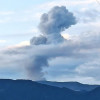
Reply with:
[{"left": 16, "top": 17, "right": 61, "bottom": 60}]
[
  {"left": 27, "top": 6, "right": 77, "bottom": 80},
  {"left": 30, "top": 35, "right": 47, "bottom": 45},
  {"left": 26, "top": 56, "right": 48, "bottom": 80},
  {"left": 31, "top": 6, "right": 76, "bottom": 45}
]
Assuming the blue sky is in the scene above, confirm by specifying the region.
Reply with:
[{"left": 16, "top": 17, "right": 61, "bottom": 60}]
[
  {"left": 0, "top": 0, "right": 100, "bottom": 84},
  {"left": 0, "top": 0, "right": 48, "bottom": 46}
]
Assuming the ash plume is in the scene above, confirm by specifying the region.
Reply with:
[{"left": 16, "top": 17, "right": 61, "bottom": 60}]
[
  {"left": 31, "top": 6, "right": 76, "bottom": 45},
  {"left": 27, "top": 6, "right": 77, "bottom": 80}
]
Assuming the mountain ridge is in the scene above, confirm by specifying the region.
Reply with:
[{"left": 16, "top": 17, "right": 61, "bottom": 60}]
[{"left": 0, "top": 79, "right": 99, "bottom": 100}]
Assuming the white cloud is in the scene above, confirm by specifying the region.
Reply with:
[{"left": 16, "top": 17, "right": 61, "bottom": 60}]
[
  {"left": 38, "top": 0, "right": 95, "bottom": 10},
  {"left": 6, "top": 41, "right": 30, "bottom": 49},
  {"left": 0, "top": 11, "right": 14, "bottom": 23},
  {"left": 62, "top": 34, "right": 70, "bottom": 40},
  {"left": 0, "top": 40, "right": 7, "bottom": 43},
  {"left": 75, "top": 60, "right": 100, "bottom": 79},
  {"left": 0, "top": 11, "right": 14, "bottom": 15},
  {"left": 15, "top": 41, "right": 30, "bottom": 47}
]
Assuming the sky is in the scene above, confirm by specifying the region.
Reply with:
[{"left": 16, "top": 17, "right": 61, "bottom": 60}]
[{"left": 0, "top": 0, "right": 100, "bottom": 84}]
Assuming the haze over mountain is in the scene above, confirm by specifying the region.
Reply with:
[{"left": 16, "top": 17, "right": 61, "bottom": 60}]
[{"left": 38, "top": 81, "right": 100, "bottom": 91}]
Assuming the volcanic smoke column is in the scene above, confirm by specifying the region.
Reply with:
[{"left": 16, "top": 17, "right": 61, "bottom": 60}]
[{"left": 29, "top": 6, "right": 77, "bottom": 80}]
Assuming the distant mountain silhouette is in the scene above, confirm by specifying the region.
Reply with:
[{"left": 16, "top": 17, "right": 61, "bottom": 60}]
[
  {"left": 0, "top": 79, "right": 100, "bottom": 100},
  {"left": 38, "top": 81, "right": 100, "bottom": 91}
]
